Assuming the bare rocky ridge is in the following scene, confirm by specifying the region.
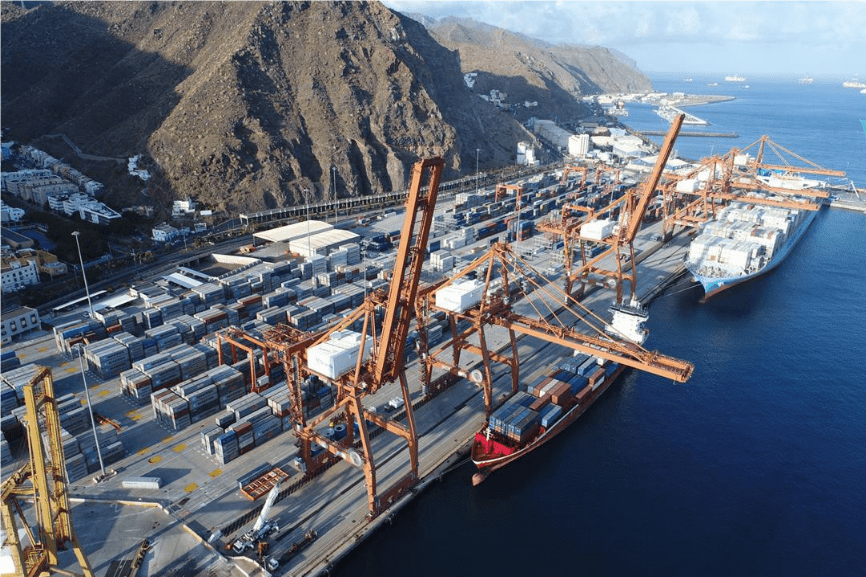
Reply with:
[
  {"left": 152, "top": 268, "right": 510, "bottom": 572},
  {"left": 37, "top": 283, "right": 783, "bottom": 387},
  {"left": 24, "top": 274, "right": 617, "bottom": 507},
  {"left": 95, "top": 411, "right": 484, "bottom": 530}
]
[{"left": 2, "top": 2, "right": 650, "bottom": 216}]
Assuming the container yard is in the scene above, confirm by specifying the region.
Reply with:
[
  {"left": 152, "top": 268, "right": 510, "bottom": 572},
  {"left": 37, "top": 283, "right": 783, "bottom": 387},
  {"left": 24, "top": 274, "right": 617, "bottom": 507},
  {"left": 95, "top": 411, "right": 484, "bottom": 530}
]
[{"left": 3, "top": 124, "right": 850, "bottom": 577}]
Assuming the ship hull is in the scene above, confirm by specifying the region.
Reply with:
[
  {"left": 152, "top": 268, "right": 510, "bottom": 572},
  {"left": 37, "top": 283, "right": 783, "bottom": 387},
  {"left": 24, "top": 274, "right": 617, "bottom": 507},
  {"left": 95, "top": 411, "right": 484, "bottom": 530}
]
[
  {"left": 471, "top": 365, "right": 625, "bottom": 483},
  {"left": 688, "top": 207, "right": 818, "bottom": 300}
]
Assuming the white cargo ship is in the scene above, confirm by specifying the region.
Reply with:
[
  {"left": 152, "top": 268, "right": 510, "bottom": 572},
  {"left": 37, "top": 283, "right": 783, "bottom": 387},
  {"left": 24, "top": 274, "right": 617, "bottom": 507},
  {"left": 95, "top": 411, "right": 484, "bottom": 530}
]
[
  {"left": 725, "top": 74, "right": 747, "bottom": 82},
  {"left": 685, "top": 198, "right": 818, "bottom": 300}
]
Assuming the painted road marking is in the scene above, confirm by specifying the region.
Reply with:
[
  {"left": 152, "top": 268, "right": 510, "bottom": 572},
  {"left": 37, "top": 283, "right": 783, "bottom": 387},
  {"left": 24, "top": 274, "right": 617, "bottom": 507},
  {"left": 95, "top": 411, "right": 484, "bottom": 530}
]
[
  {"left": 148, "top": 455, "right": 162, "bottom": 465},
  {"left": 209, "top": 469, "right": 222, "bottom": 478},
  {"left": 161, "top": 436, "right": 173, "bottom": 444},
  {"left": 137, "top": 447, "right": 150, "bottom": 456},
  {"left": 38, "top": 347, "right": 49, "bottom": 353},
  {"left": 173, "top": 444, "right": 186, "bottom": 453},
  {"left": 66, "top": 367, "right": 78, "bottom": 374},
  {"left": 184, "top": 483, "right": 197, "bottom": 493},
  {"left": 98, "top": 390, "right": 110, "bottom": 397}
]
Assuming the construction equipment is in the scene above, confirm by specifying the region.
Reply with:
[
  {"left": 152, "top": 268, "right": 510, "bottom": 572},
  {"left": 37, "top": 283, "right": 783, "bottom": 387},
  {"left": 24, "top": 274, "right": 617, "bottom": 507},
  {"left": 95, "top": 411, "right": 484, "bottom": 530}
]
[
  {"left": 256, "top": 158, "right": 445, "bottom": 518},
  {"left": 1, "top": 367, "right": 94, "bottom": 577},
  {"left": 231, "top": 480, "right": 282, "bottom": 554},
  {"left": 538, "top": 113, "right": 684, "bottom": 302}
]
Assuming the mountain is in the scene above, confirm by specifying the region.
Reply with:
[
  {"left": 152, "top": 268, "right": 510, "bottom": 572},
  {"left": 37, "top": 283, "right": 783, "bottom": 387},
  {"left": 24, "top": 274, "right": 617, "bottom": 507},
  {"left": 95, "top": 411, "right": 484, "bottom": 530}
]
[
  {"left": 420, "top": 16, "right": 652, "bottom": 123},
  {"left": 2, "top": 2, "right": 650, "bottom": 217}
]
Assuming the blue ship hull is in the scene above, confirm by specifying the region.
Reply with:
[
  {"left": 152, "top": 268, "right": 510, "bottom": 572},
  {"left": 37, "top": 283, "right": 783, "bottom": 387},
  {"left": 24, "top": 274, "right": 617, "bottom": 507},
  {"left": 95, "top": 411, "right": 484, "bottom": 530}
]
[{"left": 688, "top": 208, "right": 819, "bottom": 300}]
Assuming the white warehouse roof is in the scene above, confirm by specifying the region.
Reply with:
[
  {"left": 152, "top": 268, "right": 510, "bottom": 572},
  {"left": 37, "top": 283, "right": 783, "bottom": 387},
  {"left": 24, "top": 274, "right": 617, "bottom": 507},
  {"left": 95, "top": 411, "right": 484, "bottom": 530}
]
[
  {"left": 254, "top": 220, "right": 334, "bottom": 244},
  {"left": 289, "top": 229, "right": 360, "bottom": 259}
]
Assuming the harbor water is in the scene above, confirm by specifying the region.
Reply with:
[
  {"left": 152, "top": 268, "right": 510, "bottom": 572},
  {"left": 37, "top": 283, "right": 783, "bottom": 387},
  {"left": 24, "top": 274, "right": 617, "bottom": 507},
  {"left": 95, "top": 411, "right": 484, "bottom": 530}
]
[{"left": 335, "top": 76, "right": 866, "bottom": 576}]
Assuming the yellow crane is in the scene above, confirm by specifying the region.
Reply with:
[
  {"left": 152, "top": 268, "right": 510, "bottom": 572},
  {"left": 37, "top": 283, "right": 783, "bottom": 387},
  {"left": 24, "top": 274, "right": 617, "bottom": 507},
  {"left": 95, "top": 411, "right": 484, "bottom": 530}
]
[{"left": 1, "top": 367, "right": 94, "bottom": 577}]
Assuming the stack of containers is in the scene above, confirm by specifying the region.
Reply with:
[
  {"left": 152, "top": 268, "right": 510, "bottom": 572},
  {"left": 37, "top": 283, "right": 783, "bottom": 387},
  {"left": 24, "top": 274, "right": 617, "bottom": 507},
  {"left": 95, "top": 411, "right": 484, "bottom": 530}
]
[
  {"left": 252, "top": 411, "right": 282, "bottom": 446},
  {"left": 339, "top": 243, "right": 362, "bottom": 265},
  {"left": 213, "top": 430, "right": 239, "bottom": 464},
  {"left": 229, "top": 421, "right": 254, "bottom": 455},
  {"left": 83, "top": 339, "right": 131, "bottom": 379},
  {"left": 141, "top": 308, "right": 163, "bottom": 330},
  {"left": 154, "top": 296, "right": 183, "bottom": 320},
  {"left": 1, "top": 432, "right": 13, "bottom": 468},
  {"left": 334, "top": 284, "right": 366, "bottom": 307},
  {"left": 193, "top": 283, "right": 225, "bottom": 306},
  {"left": 327, "top": 251, "right": 348, "bottom": 273},
  {"left": 145, "top": 325, "right": 182, "bottom": 352},
  {"left": 134, "top": 355, "right": 182, "bottom": 392},
  {"left": 1, "top": 350, "right": 21, "bottom": 372},
  {"left": 151, "top": 390, "right": 191, "bottom": 430},
  {"left": 262, "top": 290, "right": 289, "bottom": 309},
  {"left": 195, "top": 307, "right": 229, "bottom": 332},
  {"left": 42, "top": 428, "right": 80, "bottom": 460},
  {"left": 200, "top": 426, "right": 224, "bottom": 455},
  {"left": 430, "top": 250, "right": 454, "bottom": 272},
  {"left": 113, "top": 332, "right": 145, "bottom": 362},
  {"left": 1, "top": 384, "right": 19, "bottom": 416},
  {"left": 120, "top": 368, "right": 153, "bottom": 405},
  {"left": 166, "top": 344, "right": 208, "bottom": 380},
  {"left": 209, "top": 365, "right": 246, "bottom": 407},
  {"left": 287, "top": 308, "right": 319, "bottom": 331},
  {"left": 192, "top": 343, "right": 219, "bottom": 369},
  {"left": 227, "top": 393, "right": 267, "bottom": 422},
  {"left": 435, "top": 279, "right": 484, "bottom": 314},
  {"left": 65, "top": 453, "right": 88, "bottom": 482},
  {"left": 53, "top": 320, "right": 106, "bottom": 354},
  {"left": 237, "top": 295, "right": 264, "bottom": 319}
]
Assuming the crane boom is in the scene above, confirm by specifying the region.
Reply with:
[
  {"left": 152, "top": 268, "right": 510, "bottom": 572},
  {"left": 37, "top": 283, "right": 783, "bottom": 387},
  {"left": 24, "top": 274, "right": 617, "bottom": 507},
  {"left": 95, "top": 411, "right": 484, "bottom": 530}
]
[
  {"left": 253, "top": 480, "right": 281, "bottom": 532},
  {"left": 374, "top": 158, "right": 444, "bottom": 383},
  {"left": 622, "top": 114, "right": 683, "bottom": 243}
]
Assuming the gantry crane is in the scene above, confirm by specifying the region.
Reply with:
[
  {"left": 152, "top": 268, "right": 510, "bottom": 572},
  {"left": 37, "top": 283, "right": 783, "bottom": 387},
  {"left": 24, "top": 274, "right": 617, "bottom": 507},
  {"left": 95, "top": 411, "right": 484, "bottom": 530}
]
[
  {"left": 255, "top": 158, "right": 444, "bottom": 517},
  {"left": 660, "top": 135, "right": 846, "bottom": 240},
  {"left": 538, "top": 114, "right": 684, "bottom": 302},
  {"left": 1, "top": 367, "right": 94, "bottom": 577},
  {"left": 415, "top": 240, "right": 694, "bottom": 419}
]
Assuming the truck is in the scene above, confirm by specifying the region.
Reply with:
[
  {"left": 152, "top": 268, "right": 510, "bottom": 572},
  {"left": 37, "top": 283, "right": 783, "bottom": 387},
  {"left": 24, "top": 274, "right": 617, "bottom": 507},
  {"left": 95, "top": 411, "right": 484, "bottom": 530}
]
[{"left": 230, "top": 480, "right": 282, "bottom": 554}]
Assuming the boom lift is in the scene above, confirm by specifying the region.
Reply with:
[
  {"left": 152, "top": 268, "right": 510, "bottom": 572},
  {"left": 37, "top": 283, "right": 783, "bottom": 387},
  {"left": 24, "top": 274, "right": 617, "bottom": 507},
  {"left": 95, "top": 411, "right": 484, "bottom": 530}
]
[
  {"left": 231, "top": 479, "right": 282, "bottom": 554},
  {"left": 1, "top": 367, "right": 94, "bottom": 577}
]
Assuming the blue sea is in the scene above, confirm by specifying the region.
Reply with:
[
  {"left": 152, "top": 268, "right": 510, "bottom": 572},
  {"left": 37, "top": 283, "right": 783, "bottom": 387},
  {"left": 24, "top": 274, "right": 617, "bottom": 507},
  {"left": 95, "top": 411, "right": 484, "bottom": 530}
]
[{"left": 336, "top": 75, "right": 866, "bottom": 576}]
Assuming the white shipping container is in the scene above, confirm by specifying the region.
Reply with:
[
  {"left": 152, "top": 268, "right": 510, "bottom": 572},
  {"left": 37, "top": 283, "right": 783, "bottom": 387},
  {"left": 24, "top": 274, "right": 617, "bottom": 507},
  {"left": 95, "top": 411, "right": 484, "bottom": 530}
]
[
  {"left": 435, "top": 280, "right": 484, "bottom": 313},
  {"left": 580, "top": 219, "right": 616, "bottom": 241},
  {"left": 307, "top": 331, "right": 373, "bottom": 380}
]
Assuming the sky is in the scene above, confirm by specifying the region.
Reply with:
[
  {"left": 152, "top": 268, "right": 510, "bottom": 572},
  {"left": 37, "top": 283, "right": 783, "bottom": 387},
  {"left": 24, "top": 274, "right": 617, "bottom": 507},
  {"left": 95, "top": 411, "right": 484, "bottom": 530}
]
[{"left": 382, "top": 1, "right": 865, "bottom": 78}]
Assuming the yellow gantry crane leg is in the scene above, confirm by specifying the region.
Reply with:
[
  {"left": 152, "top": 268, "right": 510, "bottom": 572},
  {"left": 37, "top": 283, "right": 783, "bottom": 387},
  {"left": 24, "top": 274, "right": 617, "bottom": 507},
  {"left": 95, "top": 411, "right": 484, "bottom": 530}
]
[{"left": 1, "top": 367, "right": 94, "bottom": 577}]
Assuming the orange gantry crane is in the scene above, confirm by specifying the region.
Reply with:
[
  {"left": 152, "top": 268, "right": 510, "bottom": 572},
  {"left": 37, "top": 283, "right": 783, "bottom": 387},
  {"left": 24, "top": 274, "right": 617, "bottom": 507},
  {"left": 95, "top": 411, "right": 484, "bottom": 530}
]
[
  {"left": 415, "top": 239, "right": 694, "bottom": 419},
  {"left": 660, "top": 135, "right": 846, "bottom": 240},
  {"left": 538, "top": 113, "right": 684, "bottom": 302},
  {"left": 255, "top": 158, "right": 445, "bottom": 518},
  {"left": 1, "top": 367, "right": 94, "bottom": 577}
]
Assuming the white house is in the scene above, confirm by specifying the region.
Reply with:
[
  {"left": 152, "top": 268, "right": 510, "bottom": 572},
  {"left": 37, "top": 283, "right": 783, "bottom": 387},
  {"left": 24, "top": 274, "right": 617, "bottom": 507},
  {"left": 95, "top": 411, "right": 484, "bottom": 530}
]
[
  {"left": 1, "top": 259, "right": 39, "bottom": 293},
  {"left": 152, "top": 223, "right": 180, "bottom": 243},
  {"left": 0, "top": 202, "right": 24, "bottom": 223},
  {"left": 1, "top": 306, "right": 40, "bottom": 343}
]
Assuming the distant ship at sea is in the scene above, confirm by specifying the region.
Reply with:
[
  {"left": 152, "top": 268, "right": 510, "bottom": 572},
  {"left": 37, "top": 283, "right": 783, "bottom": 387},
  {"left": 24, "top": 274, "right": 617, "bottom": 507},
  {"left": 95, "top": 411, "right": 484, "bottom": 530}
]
[
  {"left": 798, "top": 77, "right": 814, "bottom": 84},
  {"left": 706, "top": 82, "right": 718, "bottom": 87},
  {"left": 843, "top": 79, "right": 866, "bottom": 89},
  {"left": 725, "top": 74, "right": 747, "bottom": 82},
  {"left": 683, "top": 78, "right": 693, "bottom": 82}
]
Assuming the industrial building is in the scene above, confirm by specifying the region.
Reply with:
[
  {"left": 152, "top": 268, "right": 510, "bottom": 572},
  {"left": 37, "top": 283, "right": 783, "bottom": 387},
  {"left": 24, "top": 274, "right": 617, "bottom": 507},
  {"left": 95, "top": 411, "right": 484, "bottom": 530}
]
[{"left": 1, "top": 306, "right": 40, "bottom": 343}]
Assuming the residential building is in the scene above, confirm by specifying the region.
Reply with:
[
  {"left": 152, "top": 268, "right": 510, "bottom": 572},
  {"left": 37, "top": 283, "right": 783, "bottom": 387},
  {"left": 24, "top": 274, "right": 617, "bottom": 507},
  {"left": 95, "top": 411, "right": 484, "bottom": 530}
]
[
  {"left": 568, "top": 134, "right": 590, "bottom": 157},
  {"left": 1, "top": 306, "right": 41, "bottom": 344},
  {"left": 1, "top": 258, "right": 39, "bottom": 293},
  {"left": 152, "top": 222, "right": 180, "bottom": 243},
  {"left": 0, "top": 202, "right": 25, "bottom": 223}
]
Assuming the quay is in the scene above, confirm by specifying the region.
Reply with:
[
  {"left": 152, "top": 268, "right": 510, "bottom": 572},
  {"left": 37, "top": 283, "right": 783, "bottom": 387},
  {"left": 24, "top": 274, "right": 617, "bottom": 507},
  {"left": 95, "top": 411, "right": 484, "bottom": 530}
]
[{"left": 640, "top": 130, "right": 739, "bottom": 138}]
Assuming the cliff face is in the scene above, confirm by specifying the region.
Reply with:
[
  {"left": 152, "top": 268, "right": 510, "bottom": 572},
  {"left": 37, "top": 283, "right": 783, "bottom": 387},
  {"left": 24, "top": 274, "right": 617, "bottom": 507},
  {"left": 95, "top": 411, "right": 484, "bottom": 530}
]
[
  {"left": 420, "top": 16, "right": 653, "bottom": 123},
  {"left": 2, "top": 2, "right": 649, "bottom": 216}
]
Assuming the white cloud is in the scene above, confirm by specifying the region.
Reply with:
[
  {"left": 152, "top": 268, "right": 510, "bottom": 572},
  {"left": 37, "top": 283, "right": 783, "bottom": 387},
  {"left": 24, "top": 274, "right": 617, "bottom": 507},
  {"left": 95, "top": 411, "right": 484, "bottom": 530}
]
[{"left": 382, "top": 1, "right": 866, "bottom": 74}]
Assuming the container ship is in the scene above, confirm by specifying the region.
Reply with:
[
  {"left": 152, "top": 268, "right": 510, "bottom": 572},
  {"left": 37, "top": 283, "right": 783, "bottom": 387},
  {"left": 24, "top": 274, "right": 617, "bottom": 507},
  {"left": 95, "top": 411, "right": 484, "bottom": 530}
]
[
  {"left": 685, "top": 198, "right": 819, "bottom": 300},
  {"left": 471, "top": 352, "right": 624, "bottom": 486}
]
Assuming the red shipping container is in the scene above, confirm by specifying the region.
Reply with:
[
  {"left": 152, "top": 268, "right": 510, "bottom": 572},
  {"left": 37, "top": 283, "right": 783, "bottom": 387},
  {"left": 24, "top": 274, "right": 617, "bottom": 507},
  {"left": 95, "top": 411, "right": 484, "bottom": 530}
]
[
  {"left": 575, "top": 384, "right": 592, "bottom": 403},
  {"left": 530, "top": 394, "right": 551, "bottom": 411},
  {"left": 550, "top": 381, "right": 572, "bottom": 406},
  {"left": 588, "top": 367, "right": 605, "bottom": 386}
]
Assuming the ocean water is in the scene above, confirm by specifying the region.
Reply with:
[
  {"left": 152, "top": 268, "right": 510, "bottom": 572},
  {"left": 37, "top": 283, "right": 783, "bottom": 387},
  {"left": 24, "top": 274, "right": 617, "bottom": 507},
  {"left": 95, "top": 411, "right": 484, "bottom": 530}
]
[{"left": 335, "top": 76, "right": 866, "bottom": 576}]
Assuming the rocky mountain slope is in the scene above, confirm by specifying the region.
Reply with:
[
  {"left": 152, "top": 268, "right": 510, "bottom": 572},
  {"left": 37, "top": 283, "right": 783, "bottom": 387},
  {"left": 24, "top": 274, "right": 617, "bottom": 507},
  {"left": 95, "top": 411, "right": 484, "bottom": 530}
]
[
  {"left": 2, "top": 2, "right": 650, "bottom": 216},
  {"left": 420, "top": 16, "right": 652, "bottom": 123}
]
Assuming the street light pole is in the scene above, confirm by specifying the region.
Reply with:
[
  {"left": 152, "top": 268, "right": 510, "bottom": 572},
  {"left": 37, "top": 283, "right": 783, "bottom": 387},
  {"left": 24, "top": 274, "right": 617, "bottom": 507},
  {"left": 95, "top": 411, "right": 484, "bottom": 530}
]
[
  {"left": 72, "top": 231, "right": 94, "bottom": 319},
  {"left": 475, "top": 148, "right": 480, "bottom": 194},
  {"left": 76, "top": 345, "right": 106, "bottom": 480}
]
